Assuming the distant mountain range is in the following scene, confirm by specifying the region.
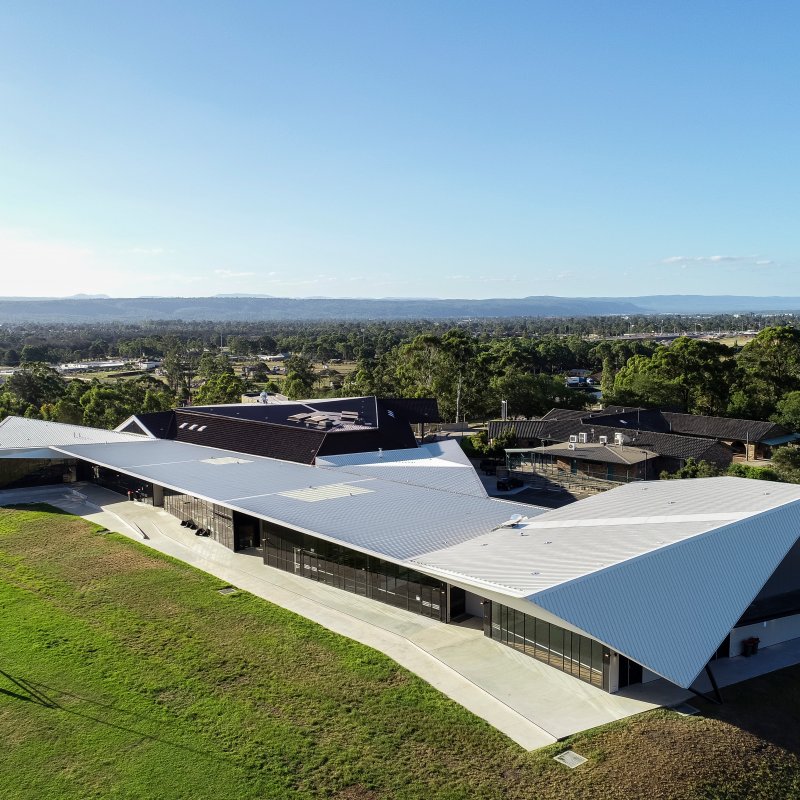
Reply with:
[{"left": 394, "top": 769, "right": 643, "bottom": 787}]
[{"left": 0, "top": 295, "right": 798, "bottom": 323}]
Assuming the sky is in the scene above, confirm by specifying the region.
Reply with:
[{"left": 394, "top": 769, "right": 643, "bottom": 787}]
[{"left": 1, "top": 1, "right": 799, "bottom": 299}]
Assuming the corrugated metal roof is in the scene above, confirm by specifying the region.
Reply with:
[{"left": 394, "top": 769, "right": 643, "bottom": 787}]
[
  {"left": 413, "top": 478, "right": 800, "bottom": 688},
  {"left": 50, "top": 438, "right": 544, "bottom": 561},
  {"left": 10, "top": 416, "right": 800, "bottom": 691},
  {"left": 525, "top": 442, "right": 657, "bottom": 465},
  {"left": 316, "top": 440, "right": 488, "bottom": 498},
  {"left": 0, "top": 416, "right": 149, "bottom": 448},
  {"left": 413, "top": 479, "right": 800, "bottom": 594},
  {"left": 533, "top": 501, "right": 800, "bottom": 687}
]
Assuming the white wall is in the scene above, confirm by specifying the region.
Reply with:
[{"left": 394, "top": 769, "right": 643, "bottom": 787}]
[{"left": 730, "top": 613, "right": 800, "bottom": 656}]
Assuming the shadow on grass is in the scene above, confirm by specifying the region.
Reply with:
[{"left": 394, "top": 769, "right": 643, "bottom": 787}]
[
  {"left": 0, "top": 670, "right": 231, "bottom": 763},
  {"left": 692, "top": 663, "right": 800, "bottom": 757},
  {"left": 1, "top": 502, "right": 73, "bottom": 515}
]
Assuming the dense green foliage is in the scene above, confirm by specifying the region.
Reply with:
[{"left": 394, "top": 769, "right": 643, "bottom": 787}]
[
  {"left": 0, "top": 364, "right": 176, "bottom": 428},
  {"left": 661, "top": 447, "right": 800, "bottom": 484},
  {"left": 606, "top": 326, "right": 800, "bottom": 422},
  {"left": 7, "top": 319, "right": 800, "bottom": 430}
]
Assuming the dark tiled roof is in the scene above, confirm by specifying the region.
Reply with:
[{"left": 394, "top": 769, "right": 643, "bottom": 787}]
[
  {"left": 175, "top": 410, "right": 325, "bottom": 464},
  {"left": 489, "top": 412, "right": 734, "bottom": 464},
  {"left": 379, "top": 397, "right": 441, "bottom": 423},
  {"left": 137, "top": 396, "right": 426, "bottom": 465},
  {"left": 583, "top": 408, "right": 671, "bottom": 433},
  {"left": 662, "top": 412, "right": 787, "bottom": 442}
]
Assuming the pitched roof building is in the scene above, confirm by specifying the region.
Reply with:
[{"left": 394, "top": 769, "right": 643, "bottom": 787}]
[{"left": 4, "top": 405, "right": 800, "bottom": 703}]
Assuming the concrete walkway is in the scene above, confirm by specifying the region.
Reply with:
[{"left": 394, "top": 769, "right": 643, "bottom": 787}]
[{"left": 0, "top": 483, "right": 728, "bottom": 749}]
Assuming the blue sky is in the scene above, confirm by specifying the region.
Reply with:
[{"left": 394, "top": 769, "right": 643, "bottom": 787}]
[{"left": 1, "top": 1, "right": 798, "bottom": 299}]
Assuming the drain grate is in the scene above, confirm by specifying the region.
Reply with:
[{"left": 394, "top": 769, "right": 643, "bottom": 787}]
[
  {"left": 553, "top": 750, "right": 587, "bottom": 769},
  {"left": 672, "top": 702, "right": 699, "bottom": 716},
  {"left": 217, "top": 586, "right": 238, "bottom": 595}
]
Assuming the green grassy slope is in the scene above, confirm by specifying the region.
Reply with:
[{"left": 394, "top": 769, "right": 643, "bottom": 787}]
[{"left": 1, "top": 505, "right": 798, "bottom": 800}]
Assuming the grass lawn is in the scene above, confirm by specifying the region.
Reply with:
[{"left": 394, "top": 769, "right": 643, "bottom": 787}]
[{"left": 2, "top": 505, "right": 800, "bottom": 799}]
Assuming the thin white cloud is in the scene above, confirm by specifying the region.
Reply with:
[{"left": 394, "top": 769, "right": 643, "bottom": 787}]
[
  {"left": 661, "top": 254, "right": 756, "bottom": 265},
  {"left": 214, "top": 268, "right": 256, "bottom": 278}
]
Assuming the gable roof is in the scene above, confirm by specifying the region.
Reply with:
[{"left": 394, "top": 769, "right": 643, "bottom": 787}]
[
  {"left": 488, "top": 416, "right": 731, "bottom": 464},
  {"left": 662, "top": 412, "right": 788, "bottom": 442},
  {"left": 0, "top": 416, "right": 148, "bottom": 449}
]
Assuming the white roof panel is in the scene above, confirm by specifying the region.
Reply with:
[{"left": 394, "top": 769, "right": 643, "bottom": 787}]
[
  {"left": 413, "top": 478, "right": 800, "bottom": 687},
  {"left": 317, "top": 440, "right": 487, "bottom": 497},
  {"left": 0, "top": 416, "right": 148, "bottom": 449},
  {"left": 412, "top": 479, "right": 800, "bottom": 595},
  {"left": 51, "top": 438, "right": 544, "bottom": 562},
  {"left": 533, "top": 501, "right": 800, "bottom": 687}
]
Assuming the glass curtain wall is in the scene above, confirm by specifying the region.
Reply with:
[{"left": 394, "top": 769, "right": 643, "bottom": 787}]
[
  {"left": 163, "top": 489, "right": 234, "bottom": 549},
  {"left": 488, "top": 601, "right": 610, "bottom": 690},
  {"left": 0, "top": 458, "right": 72, "bottom": 489},
  {"left": 262, "top": 521, "right": 446, "bottom": 621},
  {"left": 88, "top": 464, "right": 154, "bottom": 503}
]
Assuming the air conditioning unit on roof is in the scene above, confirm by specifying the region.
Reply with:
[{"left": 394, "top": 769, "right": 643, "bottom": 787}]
[
  {"left": 599, "top": 435, "right": 608, "bottom": 445},
  {"left": 578, "top": 432, "right": 588, "bottom": 443},
  {"left": 569, "top": 434, "right": 578, "bottom": 443}
]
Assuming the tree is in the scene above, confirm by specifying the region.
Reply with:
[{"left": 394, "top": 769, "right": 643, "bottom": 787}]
[
  {"left": 490, "top": 373, "right": 585, "bottom": 419},
  {"left": 487, "top": 426, "right": 518, "bottom": 458},
  {"left": 770, "top": 446, "right": 800, "bottom": 483},
  {"left": 6, "top": 363, "right": 67, "bottom": 408},
  {"left": 771, "top": 391, "right": 800, "bottom": 432},
  {"left": 198, "top": 352, "right": 233, "bottom": 380},
  {"left": 161, "top": 346, "right": 188, "bottom": 397},
  {"left": 282, "top": 355, "right": 316, "bottom": 400},
  {"left": 80, "top": 384, "right": 135, "bottom": 429},
  {"left": 608, "top": 338, "right": 734, "bottom": 414},
  {"left": 192, "top": 373, "right": 246, "bottom": 405},
  {"left": 733, "top": 326, "right": 800, "bottom": 418},
  {"left": 660, "top": 458, "right": 722, "bottom": 480}
]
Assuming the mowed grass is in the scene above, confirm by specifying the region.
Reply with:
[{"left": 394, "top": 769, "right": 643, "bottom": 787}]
[{"left": 1, "top": 506, "right": 800, "bottom": 800}]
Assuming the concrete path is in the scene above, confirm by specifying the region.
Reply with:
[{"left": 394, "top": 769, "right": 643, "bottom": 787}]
[{"left": 0, "top": 483, "right": 718, "bottom": 749}]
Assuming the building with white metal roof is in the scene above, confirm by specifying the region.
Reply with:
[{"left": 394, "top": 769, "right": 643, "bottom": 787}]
[
  {"left": 3, "top": 414, "right": 800, "bottom": 698},
  {"left": 316, "top": 440, "right": 488, "bottom": 498}
]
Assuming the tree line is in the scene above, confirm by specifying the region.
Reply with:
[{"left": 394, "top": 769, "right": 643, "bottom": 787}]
[
  {"left": 0, "top": 313, "right": 793, "bottom": 366},
  {"left": 6, "top": 322, "right": 800, "bottom": 434}
]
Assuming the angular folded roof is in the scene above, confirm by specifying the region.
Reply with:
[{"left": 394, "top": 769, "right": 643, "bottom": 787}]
[
  {"left": 4, "top": 417, "right": 800, "bottom": 690},
  {"left": 316, "top": 440, "right": 488, "bottom": 497},
  {"left": 412, "top": 478, "right": 800, "bottom": 687}
]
